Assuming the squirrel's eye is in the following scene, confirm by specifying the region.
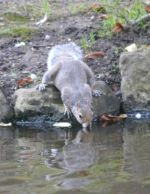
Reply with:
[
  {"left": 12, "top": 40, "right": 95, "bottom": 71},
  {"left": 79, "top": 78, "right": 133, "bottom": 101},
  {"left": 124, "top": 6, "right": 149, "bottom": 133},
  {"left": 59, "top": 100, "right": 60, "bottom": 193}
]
[{"left": 79, "top": 114, "right": 83, "bottom": 119}]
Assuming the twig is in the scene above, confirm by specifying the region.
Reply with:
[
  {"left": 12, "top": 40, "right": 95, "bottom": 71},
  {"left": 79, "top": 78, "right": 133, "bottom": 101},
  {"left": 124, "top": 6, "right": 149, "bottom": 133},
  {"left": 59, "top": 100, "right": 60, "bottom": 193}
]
[{"left": 36, "top": 13, "right": 48, "bottom": 26}]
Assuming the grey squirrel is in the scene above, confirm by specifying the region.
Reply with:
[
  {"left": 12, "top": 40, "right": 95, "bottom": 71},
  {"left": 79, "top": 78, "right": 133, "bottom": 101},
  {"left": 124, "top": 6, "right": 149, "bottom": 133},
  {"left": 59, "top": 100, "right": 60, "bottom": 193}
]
[{"left": 37, "top": 42, "right": 100, "bottom": 128}]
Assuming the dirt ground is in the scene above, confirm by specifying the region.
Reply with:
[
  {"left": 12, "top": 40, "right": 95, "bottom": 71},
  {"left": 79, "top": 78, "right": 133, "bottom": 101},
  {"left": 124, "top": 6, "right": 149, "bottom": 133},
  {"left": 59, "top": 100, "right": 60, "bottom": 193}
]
[{"left": 0, "top": 0, "right": 150, "bottom": 105}]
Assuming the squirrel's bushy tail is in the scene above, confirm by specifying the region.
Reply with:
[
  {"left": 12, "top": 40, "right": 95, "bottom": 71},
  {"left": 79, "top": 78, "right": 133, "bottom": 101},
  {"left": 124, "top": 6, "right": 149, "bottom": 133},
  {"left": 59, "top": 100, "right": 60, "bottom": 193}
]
[{"left": 47, "top": 42, "right": 83, "bottom": 69}]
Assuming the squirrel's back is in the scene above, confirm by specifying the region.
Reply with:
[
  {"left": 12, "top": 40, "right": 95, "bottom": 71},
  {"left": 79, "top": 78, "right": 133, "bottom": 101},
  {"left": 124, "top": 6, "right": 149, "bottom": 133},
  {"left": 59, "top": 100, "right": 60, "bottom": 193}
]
[{"left": 47, "top": 42, "right": 83, "bottom": 69}]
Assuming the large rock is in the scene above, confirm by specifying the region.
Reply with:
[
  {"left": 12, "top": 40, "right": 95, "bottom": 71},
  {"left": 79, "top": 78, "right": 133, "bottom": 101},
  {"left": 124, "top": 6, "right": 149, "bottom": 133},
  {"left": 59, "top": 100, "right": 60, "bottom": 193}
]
[
  {"left": 0, "top": 89, "right": 13, "bottom": 122},
  {"left": 92, "top": 81, "right": 120, "bottom": 116},
  {"left": 14, "top": 86, "right": 64, "bottom": 119},
  {"left": 14, "top": 81, "right": 120, "bottom": 122},
  {"left": 14, "top": 86, "right": 64, "bottom": 121},
  {"left": 119, "top": 48, "right": 150, "bottom": 111}
]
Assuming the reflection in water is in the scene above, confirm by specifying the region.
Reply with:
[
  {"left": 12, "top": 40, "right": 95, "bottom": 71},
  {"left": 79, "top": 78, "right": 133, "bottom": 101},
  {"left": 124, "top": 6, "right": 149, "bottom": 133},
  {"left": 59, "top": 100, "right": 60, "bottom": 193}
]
[
  {"left": 123, "top": 120, "right": 150, "bottom": 182},
  {"left": 0, "top": 127, "right": 17, "bottom": 161},
  {"left": 0, "top": 120, "right": 149, "bottom": 194},
  {"left": 57, "top": 128, "right": 95, "bottom": 172}
]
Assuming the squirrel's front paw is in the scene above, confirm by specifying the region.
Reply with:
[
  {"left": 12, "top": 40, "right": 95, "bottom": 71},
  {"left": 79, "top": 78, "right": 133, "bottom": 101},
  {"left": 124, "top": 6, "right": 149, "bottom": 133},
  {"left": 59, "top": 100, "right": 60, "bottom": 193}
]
[{"left": 36, "top": 83, "right": 47, "bottom": 91}]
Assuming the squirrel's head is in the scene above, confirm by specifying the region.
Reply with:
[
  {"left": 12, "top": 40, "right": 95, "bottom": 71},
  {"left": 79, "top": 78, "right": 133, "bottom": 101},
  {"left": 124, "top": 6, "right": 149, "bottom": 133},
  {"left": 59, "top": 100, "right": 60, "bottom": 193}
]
[
  {"left": 61, "top": 85, "right": 93, "bottom": 127},
  {"left": 72, "top": 102, "right": 93, "bottom": 127}
]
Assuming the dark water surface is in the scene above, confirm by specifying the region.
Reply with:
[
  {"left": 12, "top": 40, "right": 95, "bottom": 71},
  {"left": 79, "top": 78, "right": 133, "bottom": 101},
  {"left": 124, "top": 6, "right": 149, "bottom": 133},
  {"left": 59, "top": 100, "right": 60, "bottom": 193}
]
[{"left": 0, "top": 120, "right": 150, "bottom": 194}]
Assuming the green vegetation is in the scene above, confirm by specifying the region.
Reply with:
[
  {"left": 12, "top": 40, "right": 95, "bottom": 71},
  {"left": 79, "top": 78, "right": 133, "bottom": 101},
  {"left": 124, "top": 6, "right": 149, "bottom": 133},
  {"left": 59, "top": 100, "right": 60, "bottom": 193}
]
[
  {"left": 80, "top": 32, "right": 96, "bottom": 51},
  {"left": 99, "top": 0, "right": 146, "bottom": 37},
  {"left": 111, "top": 63, "right": 120, "bottom": 73},
  {"left": 80, "top": 37, "right": 90, "bottom": 51},
  {"left": 80, "top": 0, "right": 147, "bottom": 49},
  {"left": 21, "top": 0, "right": 51, "bottom": 18},
  {"left": 40, "top": 0, "right": 51, "bottom": 16},
  {"left": 3, "top": 12, "right": 29, "bottom": 22},
  {"left": 69, "top": 2, "right": 88, "bottom": 15},
  {"left": 0, "top": 25, "right": 37, "bottom": 39},
  {"left": 99, "top": 15, "right": 116, "bottom": 38},
  {"left": 18, "top": 4, "right": 42, "bottom": 19},
  {"left": 0, "top": 6, "right": 39, "bottom": 39},
  {"left": 89, "top": 32, "right": 96, "bottom": 45}
]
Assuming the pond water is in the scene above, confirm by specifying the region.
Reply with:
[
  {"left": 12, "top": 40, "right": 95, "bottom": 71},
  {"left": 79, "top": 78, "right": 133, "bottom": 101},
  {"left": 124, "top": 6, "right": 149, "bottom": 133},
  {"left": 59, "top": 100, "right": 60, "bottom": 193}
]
[{"left": 0, "top": 119, "right": 150, "bottom": 194}]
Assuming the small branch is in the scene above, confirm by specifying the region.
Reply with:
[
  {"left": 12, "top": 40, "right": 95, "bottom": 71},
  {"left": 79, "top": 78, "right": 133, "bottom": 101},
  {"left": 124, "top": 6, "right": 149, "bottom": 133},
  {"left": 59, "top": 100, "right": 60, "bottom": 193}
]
[{"left": 36, "top": 13, "right": 48, "bottom": 26}]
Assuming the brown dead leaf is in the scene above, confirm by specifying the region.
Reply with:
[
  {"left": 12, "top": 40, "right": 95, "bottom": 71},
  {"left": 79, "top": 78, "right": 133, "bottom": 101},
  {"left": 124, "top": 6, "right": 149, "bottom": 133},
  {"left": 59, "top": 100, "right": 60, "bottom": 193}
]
[
  {"left": 85, "top": 51, "right": 105, "bottom": 59},
  {"left": 145, "top": 5, "right": 150, "bottom": 12},
  {"left": 100, "top": 114, "right": 111, "bottom": 122},
  {"left": 100, "top": 113, "right": 127, "bottom": 123},
  {"left": 98, "top": 14, "right": 110, "bottom": 20},
  {"left": 17, "top": 77, "right": 33, "bottom": 88},
  {"left": 112, "top": 22, "right": 124, "bottom": 33}
]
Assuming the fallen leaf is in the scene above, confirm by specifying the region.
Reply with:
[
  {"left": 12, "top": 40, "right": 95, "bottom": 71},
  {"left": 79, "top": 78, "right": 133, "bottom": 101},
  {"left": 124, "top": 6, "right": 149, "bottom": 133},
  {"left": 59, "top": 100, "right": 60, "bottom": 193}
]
[
  {"left": 100, "top": 113, "right": 127, "bottom": 123},
  {"left": 145, "top": 5, "right": 150, "bottom": 12},
  {"left": 85, "top": 51, "right": 105, "bottom": 59},
  {"left": 98, "top": 14, "right": 110, "bottom": 20},
  {"left": 17, "top": 77, "right": 33, "bottom": 88},
  {"left": 112, "top": 22, "right": 124, "bottom": 33},
  {"left": 100, "top": 114, "right": 112, "bottom": 121}
]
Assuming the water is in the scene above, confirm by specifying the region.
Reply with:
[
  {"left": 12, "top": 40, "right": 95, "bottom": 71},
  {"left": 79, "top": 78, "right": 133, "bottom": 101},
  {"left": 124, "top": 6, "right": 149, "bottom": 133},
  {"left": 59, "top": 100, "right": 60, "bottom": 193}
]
[{"left": 0, "top": 120, "right": 150, "bottom": 194}]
